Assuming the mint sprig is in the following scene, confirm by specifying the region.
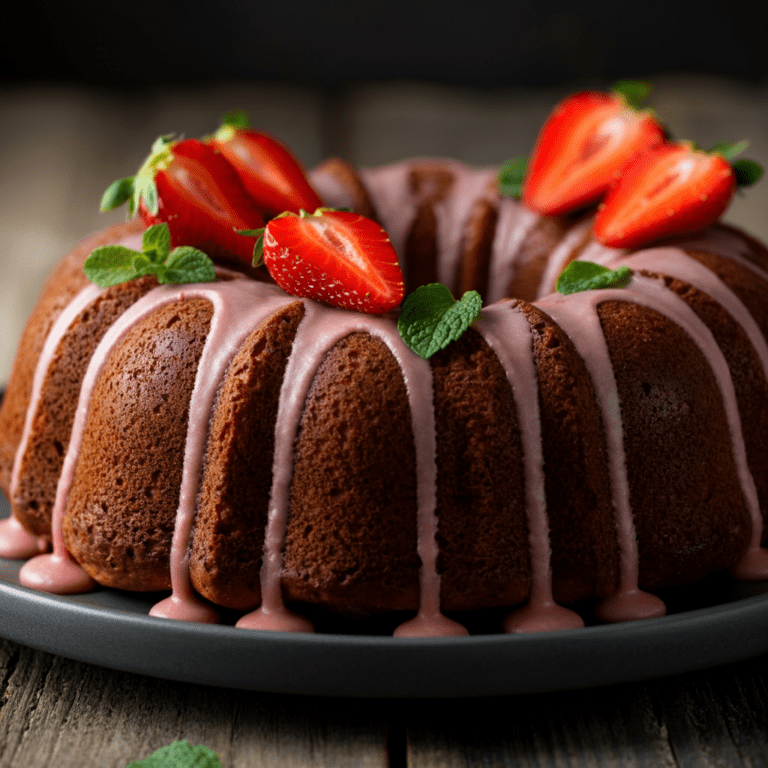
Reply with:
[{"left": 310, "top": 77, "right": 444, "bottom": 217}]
[
  {"left": 125, "top": 740, "right": 222, "bottom": 768},
  {"left": 497, "top": 157, "right": 528, "bottom": 199},
  {"left": 556, "top": 261, "right": 631, "bottom": 295},
  {"left": 398, "top": 283, "right": 482, "bottom": 359},
  {"left": 84, "top": 223, "right": 216, "bottom": 287}
]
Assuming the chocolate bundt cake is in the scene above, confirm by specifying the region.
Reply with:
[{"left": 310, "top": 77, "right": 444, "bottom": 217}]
[{"left": 1, "top": 156, "right": 768, "bottom": 637}]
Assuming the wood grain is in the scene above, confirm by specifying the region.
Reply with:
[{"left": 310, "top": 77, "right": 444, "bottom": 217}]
[
  {"left": 0, "top": 639, "right": 389, "bottom": 768},
  {"left": 2, "top": 637, "right": 768, "bottom": 767}
]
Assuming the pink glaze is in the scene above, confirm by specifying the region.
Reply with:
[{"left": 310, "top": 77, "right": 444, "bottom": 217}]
[
  {"left": 535, "top": 287, "right": 666, "bottom": 623},
  {"left": 359, "top": 161, "right": 423, "bottom": 272},
  {"left": 9, "top": 161, "right": 768, "bottom": 636},
  {"left": 476, "top": 301, "right": 583, "bottom": 633},
  {"left": 432, "top": 163, "right": 496, "bottom": 287},
  {"left": 486, "top": 199, "right": 540, "bottom": 304},
  {"left": 596, "top": 248, "right": 768, "bottom": 581},
  {"left": 20, "top": 552, "right": 95, "bottom": 594},
  {"left": 235, "top": 299, "right": 466, "bottom": 636},
  {"left": 0, "top": 516, "right": 48, "bottom": 559}
]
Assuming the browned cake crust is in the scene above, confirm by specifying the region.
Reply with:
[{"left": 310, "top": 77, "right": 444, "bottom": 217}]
[
  {"left": 4, "top": 159, "right": 768, "bottom": 627},
  {"left": 599, "top": 299, "right": 751, "bottom": 587},
  {"left": 62, "top": 298, "right": 214, "bottom": 590},
  {"left": 190, "top": 301, "right": 306, "bottom": 610},
  {"left": 284, "top": 332, "right": 421, "bottom": 613},
  {"left": 0, "top": 220, "right": 143, "bottom": 492}
]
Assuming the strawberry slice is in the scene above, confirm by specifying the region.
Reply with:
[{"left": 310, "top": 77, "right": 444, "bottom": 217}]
[
  {"left": 593, "top": 142, "right": 746, "bottom": 249},
  {"left": 102, "top": 136, "right": 264, "bottom": 266},
  {"left": 523, "top": 83, "right": 665, "bottom": 216},
  {"left": 209, "top": 112, "right": 323, "bottom": 216},
  {"left": 253, "top": 209, "right": 404, "bottom": 314}
]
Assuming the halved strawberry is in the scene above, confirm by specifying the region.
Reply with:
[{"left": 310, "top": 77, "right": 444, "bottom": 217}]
[
  {"left": 102, "top": 136, "right": 264, "bottom": 266},
  {"left": 251, "top": 209, "right": 404, "bottom": 314},
  {"left": 592, "top": 141, "right": 760, "bottom": 249},
  {"left": 208, "top": 112, "right": 323, "bottom": 216},
  {"left": 523, "top": 83, "right": 665, "bottom": 216}
]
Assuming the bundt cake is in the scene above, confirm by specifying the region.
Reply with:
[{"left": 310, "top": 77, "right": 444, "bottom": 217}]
[{"left": 1, "top": 93, "right": 768, "bottom": 637}]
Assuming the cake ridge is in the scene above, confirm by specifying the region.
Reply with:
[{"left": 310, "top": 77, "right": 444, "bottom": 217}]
[{"left": 2, "top": 156, "right": 768, "bottom": 635}]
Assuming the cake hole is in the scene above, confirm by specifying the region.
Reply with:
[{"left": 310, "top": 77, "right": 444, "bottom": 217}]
[
  {"left": 641, "top": 382, "right": 651, "bottom": 396},
  {"left": 53, "top": 439, "right": 65, "bottom": 457},
  {"left": 29, "top": 500, "right": 39, "bottom": 511}
]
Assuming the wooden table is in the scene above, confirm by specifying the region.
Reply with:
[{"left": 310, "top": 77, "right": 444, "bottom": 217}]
[{"left": 0, "top": 636, "right": 766, "bottom": 767}]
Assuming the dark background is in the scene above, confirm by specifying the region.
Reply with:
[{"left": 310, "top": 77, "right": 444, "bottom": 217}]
[{"left": 4, "top": 0, "right": 768, "bottom": 90}]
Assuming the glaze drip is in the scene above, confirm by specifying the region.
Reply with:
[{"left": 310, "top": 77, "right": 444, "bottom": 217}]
[
  {"left": 476, "top": 302, "right": 583, "bottom": 633},
  {"left": 4, "top": 160, "right": 768, "bottom": 635},
  {"left": 535, "top": 288, "right": 666, "bottom": 623}
]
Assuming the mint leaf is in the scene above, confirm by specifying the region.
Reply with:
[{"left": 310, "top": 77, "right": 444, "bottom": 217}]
[
  {"left": 84, "top": 246, "right": 143, "bottom": 287},
  {"left": 161, "top": 246, "right": 217, "bottom": 284},
  {"left": 101, "top": 176, "right": 135, "bottom": 212},
  {"left": 142, "top": 223, "right": 172, "bottom": 262},
  {"left": 398, "top": 284, "right": 482, "bottom": 359},
  {"left": 497, "top": 157, "right": 528, "bottom": 199},
  {"left": 125, "top": 740, "right": 222, "bottom": 768},
  {"left": 612, "top": 80, "right": 651, "bottom": 108},
  {"left": 733, "top": 159, "right": 763, "bottom": 187},
  {"left": 556, "top": 261, "right": 631, "bottom": 294},
  {"left": 132, "top": 252, "right": 154, "bottom": 276},
  {"left": 221, "top": 110, "right": 251, "bottom": 129},
  {"left": 84, "top": 223, "right": 216, "bottom": 287}
]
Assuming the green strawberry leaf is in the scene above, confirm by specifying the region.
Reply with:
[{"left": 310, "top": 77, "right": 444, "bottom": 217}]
[
  {"left": 556, "top": 261, "right": 632, "bottom": 295},
  {"left": 84, "top": 246, "right": 143, "bottom": 287},
  {"left": 84, "top": 223, "right": 216, "bottom": 287},
  {"left": 161, "top": 246, "right": 217, "bottom": 284},
  {"left": 125, "top": 740, "right": 223, "bottom": 768},
  {"left": 497, "top": 157, "right": 528, "bottom": 199},
  {"left": 100, "top": 176, "right": 135, "bottom": 212},
  {"left": 235, "top": 226, "right": 268, "bottom": 267},
  {"left": 138, "top": 178, "right": 159, "bottom": 217},
  {"left": 612, "top": 79, "right": 651, "bottom": 109},
  {"left": 398, "top": 283, "right": 482, "bottom": 359},
  {"left": 708, "top": 140, "right": 749, "bottom": 161},
  {"left": 142, "top": 222, "right": 172, "bottom": 263},
  {"left": 733, "top": 159, "right": 763, "bottom": 187},
  {"left": 221, "top": 110, "right": 251, "bottom": 129}
]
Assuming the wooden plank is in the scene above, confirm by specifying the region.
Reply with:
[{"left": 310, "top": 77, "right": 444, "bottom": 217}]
[
  {"left": 650, "top": 655, "right": 768, "bottom": 768},
  {"left": 0, "top": 639, "right": 389, "bottom": 768},
  {"left": 405, "top": 681, "right": 678, "bottom": 767},
  {"left": 405, "top": 655, "right": 768, "bottom": 768}
]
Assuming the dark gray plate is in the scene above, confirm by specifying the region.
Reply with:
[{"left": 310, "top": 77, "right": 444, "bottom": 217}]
[{"left": 1, "top": 493, "right": 768, "bottom": 698}]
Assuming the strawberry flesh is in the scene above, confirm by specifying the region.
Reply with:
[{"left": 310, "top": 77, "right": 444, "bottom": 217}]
[
  {"left": 139, "top": 139, "right": 265, "bottom": 266},
  {"left": 263, "top": 210, "right": 404, "bottom": 314},
  {"left": 593, "top": 143, "right": 736, "bottom": 249},
  {"left": 523, "top": 91, "right": 665, "bottom": 216},
  {"left": 209, "top": 127, "right": 322, "bottom": 215}
]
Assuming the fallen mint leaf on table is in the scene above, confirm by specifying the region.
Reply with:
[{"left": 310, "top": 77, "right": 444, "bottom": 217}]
[
  {"left": 84, "top": 222, "right": 215, "bottom": 287},
  {"left": 398, "top": 283, "right": 482, "bottom": 359},
  {"left": 556, "top": 261, "right": 631, "bottom": 295},
  {"left": 125, "top": 740, "right": 222, "bottom": 768}
]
